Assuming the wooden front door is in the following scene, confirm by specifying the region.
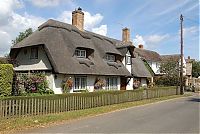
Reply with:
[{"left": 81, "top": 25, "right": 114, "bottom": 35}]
[{"left": 120, "top": 77, "right": 127, "bottom": 90}]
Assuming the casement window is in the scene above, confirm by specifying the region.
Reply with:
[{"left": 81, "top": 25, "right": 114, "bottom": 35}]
[
  {"left": 126, "top": 53, "right": 131, "bottom": 65},
  {"left": 75, "top": 49, "right": 86, "bottom": 58},
  {"left": 30, "top": 47, "right": 38, "bottom": 59},
  {"left": 74, "top": 76, "right": 87, "bottom": 90},
  {"left": 106, "top": 54, "right": 115, "bottom": 62},
  {"left": 105, "top": 77, "right": 118, "bottom": 90}
]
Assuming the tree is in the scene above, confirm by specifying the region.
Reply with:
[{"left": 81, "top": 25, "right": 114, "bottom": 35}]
[
  {"left": 12, "top": 28, "right": 33, "bottom": 45},
  {"left": 192, "top": 61, "right": 200, "bottom": 78},
  {"left": 155, "top": 60, "right": 180, "bottom": 86}
]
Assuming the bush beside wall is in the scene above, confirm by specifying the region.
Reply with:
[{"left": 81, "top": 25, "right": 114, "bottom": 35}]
[{"left": 0, "top": 64, "right": 14, "bottom": 96}]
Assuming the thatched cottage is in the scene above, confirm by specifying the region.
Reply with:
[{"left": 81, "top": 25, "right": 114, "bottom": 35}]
[{"left": 10, "top": 8, "right": 152, "bottom": 94}]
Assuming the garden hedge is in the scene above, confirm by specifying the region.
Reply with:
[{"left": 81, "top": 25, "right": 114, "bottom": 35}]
[{"left": 0, "top": 64, "right": 13, "bottom": 96}]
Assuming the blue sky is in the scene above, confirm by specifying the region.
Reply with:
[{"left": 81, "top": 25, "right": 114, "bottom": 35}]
[{"left": 0, "top": 0, "right": 199, "bottom": 60}]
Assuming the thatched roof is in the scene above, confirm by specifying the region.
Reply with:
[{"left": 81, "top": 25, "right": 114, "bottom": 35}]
[
  {"left": 134, "top": 48, "right": 161, "bottom": 62},
  {"left": 10, "top": 19, "right": 133, "bottom": 76},
  {"left": 132, "top": 58, "right": 152, "bottom": 78},
  {"left": 161, "top": 54, "right": 181, "bottom": 62}
]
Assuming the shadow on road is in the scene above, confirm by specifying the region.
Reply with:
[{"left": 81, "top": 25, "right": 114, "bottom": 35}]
[{"left": 187, "top": 98, "right": 200, "bottom": 102}]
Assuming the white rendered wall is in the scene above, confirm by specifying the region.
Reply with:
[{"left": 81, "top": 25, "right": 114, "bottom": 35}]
[
  {"left": 14, "top": 46, "right": 52, "bottom": 71},
  {"left": 147, "top": 61, "right": 160, "bottom": 75},
  {"left": 122, "top": 51, "right": 133, "bottom": 90}
]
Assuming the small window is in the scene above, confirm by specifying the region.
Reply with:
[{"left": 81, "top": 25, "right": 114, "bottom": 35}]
[
  {"left": 126, "top": 55, "right": 131, "bottom": 65},
  {"left": 75, "top": 49, "right": 86, "bottom": 58},
  {"left": 74, "top": 76, "right": 87, "bottom": 90},
  {"left": 106, "top": 77, "right": 118, "bottom": 90},
  {"left": 106, "top": 54, "right": 115, "bottom": 62},
  {"left": 30, "top": 47, "right": 38, "bottom": 59}
]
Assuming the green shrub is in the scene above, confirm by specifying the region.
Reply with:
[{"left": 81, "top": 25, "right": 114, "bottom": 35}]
[{"left": 0, "top": 64, "right": 14, "bottom": 96}]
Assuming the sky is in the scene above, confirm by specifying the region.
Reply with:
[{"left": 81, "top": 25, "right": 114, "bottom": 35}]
[{"left": 0, "top": 0, "right": 199, "bottom": 60}]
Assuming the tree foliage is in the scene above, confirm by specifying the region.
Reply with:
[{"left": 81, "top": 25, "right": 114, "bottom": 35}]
[
  {"left": 155, "top": 61, "right": 180, "bottom": 86},
  {"left": 192, "top": 60, "right": 200, "bottom": 78},
  {"left": 12, "top": 28, "right": 33, "bottom": 45}
]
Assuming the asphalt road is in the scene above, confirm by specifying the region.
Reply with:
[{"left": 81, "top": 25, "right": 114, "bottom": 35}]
[{"left": 20, "top": 94, "right": 200, "bottom": 133}]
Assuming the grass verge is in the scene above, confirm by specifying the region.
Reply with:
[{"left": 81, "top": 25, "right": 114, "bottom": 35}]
[{"left": 0, "top": 94, "right": 190, "bottom": 134}]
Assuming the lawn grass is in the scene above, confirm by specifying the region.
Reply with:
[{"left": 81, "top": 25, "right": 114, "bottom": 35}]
[{"left": 0, "top": 94, "right": 190, "bottom": 134}]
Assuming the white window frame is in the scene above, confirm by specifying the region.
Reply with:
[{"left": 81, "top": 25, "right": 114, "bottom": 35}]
[
  {"left": 126, "top": 53, "right": 131, "bottom": 65},
  {"left": 75, "top": 49, "right": 86, "bottom": 58},
  {"left": 106, "top": 54, "right": 115, "bottom": 62},
  {"left": 30, "top": 47, "right": 38, "bottom": 59},
  {"left": 74, "top": 76, "right": 87, "bottom": 90},
  {"left": 105, "top": 77, "right": 118, "bottom": 90}
]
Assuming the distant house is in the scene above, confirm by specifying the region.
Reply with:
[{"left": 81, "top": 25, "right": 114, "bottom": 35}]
[
  {"left": 10, "top": 8, "right": 152, "bottom": 94},
  {"left": 132, "top": 57, "right": 152, "bottom": 87},
  {"left": 161, "top": 54, "right": 187, "bottom": 76},
  {"left": 185, "top": 56, "right": 194, "bottom": 78},
  {"left": 134, "top": 45, "right": 162, "bottom": 75}
]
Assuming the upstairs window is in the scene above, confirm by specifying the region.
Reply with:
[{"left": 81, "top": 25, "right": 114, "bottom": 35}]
[
  {"left": 30, "top": 47, "right": 38, "bottom": 59},
  {"left": 126, "top": 52, "right": 131, "bottom": 65},
  {"left": 106, "top": 54, "right": 115, "bottom": 62},
  {"left": 75, "top": 49, "right": 86, "bottom": 58},
  {"left": 126, "top": 55, "right": 131, "bottom": 64}
]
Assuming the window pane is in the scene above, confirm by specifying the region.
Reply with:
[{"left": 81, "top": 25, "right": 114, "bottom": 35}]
[
  {"left": 106, "top": 54, "right": 115, "bottom": 62},
  {"left": 75, "top": 77, "right": 80, "bottom": 89},
  {"left": 126, "top": 56, "right": 131, "bottom": 64},
  {"left": 81, "top": 77, "right": 86, "bottom": 89},
  {"left": 106, "top": 78, "right": 109, "bottom": 90},
  {"left": 30, "top": 47, "right": 38, "bottom": 59},
  {"left": 80, "top": 50, "right": 86, "bottom": 57}
]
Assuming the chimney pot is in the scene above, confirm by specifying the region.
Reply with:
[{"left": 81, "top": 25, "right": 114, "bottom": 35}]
[
  {"left": 138, "top": 44, "right": 144, "bottom": 49},
  {"left": 72, "top": 7, "right": 84, "bottom": 31},
  {"left": 122, "top": 27, "right": 130, "bottom": 43}
]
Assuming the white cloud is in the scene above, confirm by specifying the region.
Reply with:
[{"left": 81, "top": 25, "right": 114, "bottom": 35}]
[
  {"left": 183, "top": 26, "right": 198, "bottom": 36},
  {"left": 0, "top": 30, "right": 11, "bottom": 56},
  {"left": 0, "top": 0, "right": 23, "bottom": 25},
  {"left": 133, "top": 34, "right": 146, "bottom": 47},
  {"left": 29, "top": 0, "right": 61, "bottom": 7},
  {"left": 84, "top": 12, "right": 103, "bottom": 31},
  {"left": 133, "top": 34, "right": 170, "bottom": 49},
  {"left": 145, "top": 34, "right": 169, "bottom": 44},
  {"left": 0, "top": 0, "right": 46, "bottom": 56},
  {"left": 58, "top": 10, "right": 107, "bottom": 35},
  {"left": 92, "top": 25, "right": 107, "bottom": 36},
  {"left": 57, "top": 11, "right": 71, "bottom": 23},
  {"left": 29, "top": 0, "right": 75, "bottom": 8}
]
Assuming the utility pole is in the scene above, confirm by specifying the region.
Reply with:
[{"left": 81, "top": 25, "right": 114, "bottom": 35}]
[{"left": 180, "top": 14, "right": 184, "bottom": 95}]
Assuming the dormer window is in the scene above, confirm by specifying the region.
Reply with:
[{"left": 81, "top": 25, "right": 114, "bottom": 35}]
[
  {"left": 106, "top": 54, "right": 115, "bottom": 62},
  {"left": 75, "top": 49, "right": 86, "bottom": 58}
]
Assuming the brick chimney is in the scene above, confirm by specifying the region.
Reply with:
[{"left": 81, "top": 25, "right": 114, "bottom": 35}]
[
  {"left": 122, "top": 27, "right": 130, "bottom": 43},
  {"left": 138, "top": 44, "right": 143, "bottom": 49},
  {"left": 72, "top": 7, "right": 84, "bottom": 31}
]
